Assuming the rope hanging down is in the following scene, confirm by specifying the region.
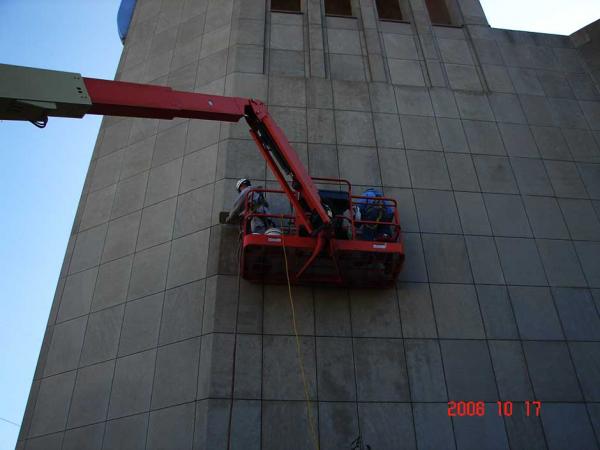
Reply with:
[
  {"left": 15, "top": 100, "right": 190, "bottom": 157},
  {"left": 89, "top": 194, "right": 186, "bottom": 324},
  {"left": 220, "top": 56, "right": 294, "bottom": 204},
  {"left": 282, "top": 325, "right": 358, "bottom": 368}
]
[{"left": 281, "top": 215, "right": 321, "bottom": 450}]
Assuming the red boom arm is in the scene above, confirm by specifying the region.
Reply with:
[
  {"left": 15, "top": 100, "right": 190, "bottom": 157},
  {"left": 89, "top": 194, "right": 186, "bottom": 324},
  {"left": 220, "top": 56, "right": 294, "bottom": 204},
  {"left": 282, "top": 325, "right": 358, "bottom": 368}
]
[
  {"left": 83, "top": 77, "right": 330, "bottom": 233},
  {"left": 84, "top": 78, "right": 247, "bottom": 122}
]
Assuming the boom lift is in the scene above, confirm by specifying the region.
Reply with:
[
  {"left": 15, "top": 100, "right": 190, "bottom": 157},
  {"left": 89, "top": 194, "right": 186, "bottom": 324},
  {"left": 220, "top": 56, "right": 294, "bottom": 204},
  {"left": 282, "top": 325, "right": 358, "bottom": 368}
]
[{"left": 0, "top": 63, "right": 405, "bottom": 287}]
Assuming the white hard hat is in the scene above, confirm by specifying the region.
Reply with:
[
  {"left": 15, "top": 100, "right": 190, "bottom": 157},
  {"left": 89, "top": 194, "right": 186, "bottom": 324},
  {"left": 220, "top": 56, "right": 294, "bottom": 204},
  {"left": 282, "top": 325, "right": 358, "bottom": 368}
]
[{"left": 236, "top": 178, "right": 250, "bottom": 191}]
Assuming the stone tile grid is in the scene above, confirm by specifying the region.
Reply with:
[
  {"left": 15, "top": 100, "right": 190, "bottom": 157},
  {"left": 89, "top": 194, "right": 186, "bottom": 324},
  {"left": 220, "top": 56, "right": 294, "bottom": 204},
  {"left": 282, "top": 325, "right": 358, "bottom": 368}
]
[
  {"left": 47, "top": 200, "right": 600, "bottom": 440},
  {"left": 35, "top": 292, "right": 548, "bottom": 442},
  {"left": 390, "top": 80, "right": 598, "bottom": 447},
  {"left": 246, "top": 11, "right": 588, "bottom": 450},
  {"left": 28, "top": 6, "right": 220, "bottom": 442},
  {"left": 21, "top": 330, "right": 600, "bottom": 446},
  {"left": 89, "top": 126, "right": 214, "bottom": 246},
  {"left": 27, "top": 85, "right": 214, "bottom": 445},
  {"left": 42, "top": 216, "right": 596, "bottom": 342},
  {"left": 407, "top": 154, "right": 515, "bottom": 434},
  {"left": 84, "top": 114, "right": 224, "bottom": 236},
  {"left": 108, "top": 162, "right": 217, "bottom": 237},
  {"left": 69, "top": 240, "right": 210, "bottom": 315},
  {"left": 40, "top": 208, "right": 116, "bottom": 415},
  {"left": 31, "top": 250, "right": 210, "bottom": 446},
  {"left": 64, "top": 214, "right": 212, "bottom": 315}
]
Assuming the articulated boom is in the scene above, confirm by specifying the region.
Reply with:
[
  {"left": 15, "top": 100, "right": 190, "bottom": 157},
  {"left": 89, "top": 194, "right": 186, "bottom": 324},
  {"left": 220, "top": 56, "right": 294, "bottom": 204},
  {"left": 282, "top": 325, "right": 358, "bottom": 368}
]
[
  {"left": 0, "top": 63, "right": 329, "bottom": 234},
  {"left": 84, "top": 76, "right": 331, "bottom": 234},
  {"left": 0, "top": 63, "right": 405, "bottom": 287}
]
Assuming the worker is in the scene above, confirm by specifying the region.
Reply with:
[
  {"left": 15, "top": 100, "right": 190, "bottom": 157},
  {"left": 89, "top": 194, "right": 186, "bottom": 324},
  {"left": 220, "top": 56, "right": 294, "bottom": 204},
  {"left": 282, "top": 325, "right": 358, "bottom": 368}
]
[
  {"left": 356, "top": 188, "right": 394, "bottom": 241},
  {"left": 341, "top": 203, "right": 361, "bottom": 239},
  {"left": 226, "top": 178, "right": 272, "bottom": 233}
]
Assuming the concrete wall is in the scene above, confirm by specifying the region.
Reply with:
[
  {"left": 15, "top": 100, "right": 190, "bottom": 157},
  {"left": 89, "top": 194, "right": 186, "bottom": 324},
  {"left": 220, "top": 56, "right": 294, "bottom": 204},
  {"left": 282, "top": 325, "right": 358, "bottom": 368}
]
[
  {"left": 572, "top": 19, "right": 600, "bottom": 87},
  {"left": 17, "top": 0, "right": 600, "bottom": 449}
]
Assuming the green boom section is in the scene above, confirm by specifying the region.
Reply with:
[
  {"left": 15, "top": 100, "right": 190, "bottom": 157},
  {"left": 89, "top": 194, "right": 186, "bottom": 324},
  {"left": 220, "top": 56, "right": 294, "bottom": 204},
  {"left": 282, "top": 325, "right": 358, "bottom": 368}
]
[{"left": 0, "top": 64, "right": 92, "bottom": 122}]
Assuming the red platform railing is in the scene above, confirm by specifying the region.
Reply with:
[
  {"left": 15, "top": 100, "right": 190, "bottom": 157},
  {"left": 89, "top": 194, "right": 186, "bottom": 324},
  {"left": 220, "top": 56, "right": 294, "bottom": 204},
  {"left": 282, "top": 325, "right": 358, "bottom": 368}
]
[{"left": 237, "top": 182, "right": 405, "bottom": 287}]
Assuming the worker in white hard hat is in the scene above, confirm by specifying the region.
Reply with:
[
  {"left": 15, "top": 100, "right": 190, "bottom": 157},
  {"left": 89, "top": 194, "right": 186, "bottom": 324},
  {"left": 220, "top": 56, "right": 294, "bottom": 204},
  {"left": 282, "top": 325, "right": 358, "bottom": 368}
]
[{"left": 226, "top": 178, "right": 272, "bottom": 233}]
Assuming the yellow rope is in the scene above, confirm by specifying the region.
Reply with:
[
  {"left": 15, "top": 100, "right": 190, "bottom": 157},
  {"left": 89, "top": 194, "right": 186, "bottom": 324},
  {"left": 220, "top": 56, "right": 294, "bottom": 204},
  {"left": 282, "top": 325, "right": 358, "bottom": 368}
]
[{"left": 280, "top": 219, "right": 320, "bottom": 450}]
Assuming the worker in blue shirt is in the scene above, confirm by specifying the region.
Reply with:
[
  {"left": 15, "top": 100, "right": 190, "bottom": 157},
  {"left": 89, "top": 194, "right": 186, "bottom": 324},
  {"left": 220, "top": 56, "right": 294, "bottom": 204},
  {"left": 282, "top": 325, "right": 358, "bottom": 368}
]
[{"left": 356, "top": 188, "right": 394, "bottom": 241}]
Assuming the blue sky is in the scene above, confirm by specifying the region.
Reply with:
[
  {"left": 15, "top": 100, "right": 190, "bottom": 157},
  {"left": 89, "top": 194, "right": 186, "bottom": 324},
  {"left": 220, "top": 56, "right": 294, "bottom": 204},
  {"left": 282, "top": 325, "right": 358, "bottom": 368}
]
[
  {"left": 480, "top": 0, "right": 600, "bottom": 35},
  {"left": 0, "top": 1, "right": 122, "bottom": 448},
  {"left": 0, "top": 1, "right": 599, "bottom": 449}
]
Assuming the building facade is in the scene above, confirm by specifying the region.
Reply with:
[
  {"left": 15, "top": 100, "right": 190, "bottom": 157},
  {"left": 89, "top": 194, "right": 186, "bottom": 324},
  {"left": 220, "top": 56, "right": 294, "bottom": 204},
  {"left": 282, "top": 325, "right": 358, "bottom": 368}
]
[{"left": 17, "top": 0, "right": 600, "bottom": 449}]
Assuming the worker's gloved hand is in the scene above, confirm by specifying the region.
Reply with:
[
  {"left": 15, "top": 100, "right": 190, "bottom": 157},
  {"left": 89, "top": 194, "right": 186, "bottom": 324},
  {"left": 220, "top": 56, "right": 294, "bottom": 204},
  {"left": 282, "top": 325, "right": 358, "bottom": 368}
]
[{"left": 219, "top": 211, "right": 231, "bottom": 224}]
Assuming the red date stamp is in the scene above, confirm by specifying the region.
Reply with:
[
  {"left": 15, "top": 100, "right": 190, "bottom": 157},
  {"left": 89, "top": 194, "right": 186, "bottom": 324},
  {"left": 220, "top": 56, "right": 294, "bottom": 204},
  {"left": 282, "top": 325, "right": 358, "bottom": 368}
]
[{"left": 448, "top": 401, "right": 542, "bottom": 417}]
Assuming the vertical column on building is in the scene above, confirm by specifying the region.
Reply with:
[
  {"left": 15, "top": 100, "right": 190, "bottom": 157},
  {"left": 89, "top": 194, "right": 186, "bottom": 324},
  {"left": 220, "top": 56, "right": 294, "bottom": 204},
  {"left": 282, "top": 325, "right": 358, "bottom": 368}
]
[
  {"left": 360, "top": 0, "right": 388, "bottom": 81},
  {"left": 409, "top": 0, "right": 448, "bottom": 87},
  {"left": 455, "top": 0, "right": 488, "bottom": 26},
  {"left": 196, "top": 1, "right": 268, "bottom": 449},
  {"left": 308, "top": 0, "right": 327, "bottom": 77}
]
